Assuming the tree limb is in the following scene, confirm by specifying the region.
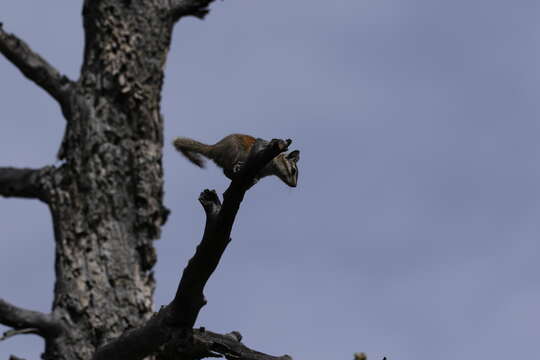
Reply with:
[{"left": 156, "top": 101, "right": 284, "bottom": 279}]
[
  {"left": 168, "top": 0, "right": 217, "bottom": 21},
  {"left": 0, "top": 167, "right": 52, "bottom": 202},
  {"left": 169, "top": 138, "right": 292, "bottom": 326},
  {"left": 0, "top": 23, "right": 74, "bottom": 112},
  {"left": 93, "top": 138, "right": 292, "bottom": 360},
  {"left": 0, "top": 298, "right": 64, "bottom": 340},
  {"left": 190, "top": 328, "right": 292, "bottom": 360},
  {"left": 93, "top": 309, "right": 290, "bottom": 360}
]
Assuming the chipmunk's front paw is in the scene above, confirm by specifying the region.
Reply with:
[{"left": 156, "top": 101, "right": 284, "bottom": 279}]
[{"left": 232, "top": 161, "right": 244, "bottom": 173}]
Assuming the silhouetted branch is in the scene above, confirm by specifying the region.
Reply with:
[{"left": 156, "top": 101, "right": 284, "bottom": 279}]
[
  {"left": 93, "top": 138, "right": 292, "bottom": 360},
  {"left": 0, "top": 23, "right": 74, "bottom": 112},
  {"left": 93, "top": 310, "right": 290, "bottom": 360},
  {"left": 91, "top": 307, "right": 170, "bottom": 360},
  {"left": 9, "top": 355, "right": 28, "bottom": 360},
  {"left": 170, "top": 138, "right": 291, "bottom": 326},
  {"left": 0, "top": 298, "right": 64, "bottom": 340},
  {"left": 169, "top": 0, "right": 216, "bottom": 21},
  {"left": 0, "top": 167, "right": 52, "bottom": 202},
  {"left": 190, "top": 328, "right": 292, "bottom": 360}
]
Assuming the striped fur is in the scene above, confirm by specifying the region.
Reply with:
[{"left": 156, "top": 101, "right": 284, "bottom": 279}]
[
  {"left": 268, "top": 151, "right": 299, "bottom": 187},
  {"left": 173, "top": 134, "right": 300, "bottom": 187}
]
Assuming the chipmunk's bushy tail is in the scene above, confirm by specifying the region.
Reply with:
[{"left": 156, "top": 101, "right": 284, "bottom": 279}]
[{"left": 172, "top": 137, "right": 212, "bottom": 168}]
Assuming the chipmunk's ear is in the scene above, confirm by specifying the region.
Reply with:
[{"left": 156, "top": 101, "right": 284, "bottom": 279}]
[{"left": 287, "top": 150, "right": 300, "bottom": 163}]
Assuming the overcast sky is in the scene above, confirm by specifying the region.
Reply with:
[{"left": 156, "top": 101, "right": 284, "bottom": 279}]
[{"left": 1, "top": 1, "right": 540, "bottom": 359}]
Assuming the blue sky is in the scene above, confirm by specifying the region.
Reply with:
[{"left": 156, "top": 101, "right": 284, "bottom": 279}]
[{"left": 1, "top": 1, "right": 540, "bottom": 359}]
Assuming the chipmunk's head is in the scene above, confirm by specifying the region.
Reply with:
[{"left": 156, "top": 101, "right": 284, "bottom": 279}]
[{"left": 272, "top": 150, "right": 300, "bottom": 187}]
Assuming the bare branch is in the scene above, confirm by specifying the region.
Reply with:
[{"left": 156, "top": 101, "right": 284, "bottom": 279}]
[
  {"left": 0, "top": 167, "right": 52, "bottom": 202},
  {"left": 169, "top": 138, "right": 292, "bottom": 326},
  {"left": 93, "top": 138, "right": 292, "bottom": 360},
  {"left": 0, "top": 23, "right": 74, "bottom": 111},
  {"left": 168, "top": 0, "right": 217, "bottom": 21},
  {"left": 93, "top": 311, "right": 290, "bottom": 360},
  {"left": 1, "top": 328, "right": 39, "bottom": 341},
  {"left": 0, "top": 298, "right": 64, "bottom": 340},
  {"left": 190, "top": 328, "right": 292, "bottom": 360},
  {"left": 92, "top": 307, "right": 170, "bottom": 360},
  {"left": 9, "top": 356, "right": 28, "bottom": 360}
]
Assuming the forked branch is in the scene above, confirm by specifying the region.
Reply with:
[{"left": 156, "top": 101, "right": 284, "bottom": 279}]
[
  {"left": 93, "top": 138, "right": 292, "bottom": 360},
  {"left": 93, "top": 309, "right": 291, "bottom": 360},
  {"left": 170, "top": 138, "right": 291, "bottom": 326},
  {"left": 0, "top": 298, "right": 64, "bottom": 340},
  {"left": 0, "top": 167, "right": 52, "bottom": 202},
  {"left": 0, "top": 24, "right": 74, "bottom": 112}
]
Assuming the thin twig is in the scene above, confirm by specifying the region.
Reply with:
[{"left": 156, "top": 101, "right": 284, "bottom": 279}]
[{"left": 0, "top": 328, "right": 39, "bottom": 341}]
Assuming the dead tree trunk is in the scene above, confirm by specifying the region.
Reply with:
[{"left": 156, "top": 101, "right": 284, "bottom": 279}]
[{"left": 0, "top": 2, "right": 291, "bottom": 360}]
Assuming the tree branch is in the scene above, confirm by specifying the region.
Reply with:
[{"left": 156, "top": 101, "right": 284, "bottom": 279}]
[
  {"left": 9, "top": 356, "right": 28, "bottom": 360},
  {"left": 168, "top": 0, "right": 217, "bottom": 21},
  {"left": 93, "top": 309, "right": 290, "bottom": 360},
  {"left": 189, "top": 328, "right": 292, "bottom": 360},
  {"left": 91, "top": 307, "right": 170, "bottom": 360},
  {"left": 93, "top": 138, "right": 292, "bottom": 360},
  {"left": 0, "top": 167, "right": 52, "bottom": 202},
  {"left": 170, "top": 138, "right": 292, "bottom": 326},
  {"left": 0, "top": 23, "right": 74, "bottom": 112},
  {"left": 0, "top": 298, "right": 64, "bottom": 340}
]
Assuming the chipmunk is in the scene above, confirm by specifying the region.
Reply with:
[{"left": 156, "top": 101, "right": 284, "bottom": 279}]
[{"left": 173, "top": 134, "right": 300, "bottom": 187}]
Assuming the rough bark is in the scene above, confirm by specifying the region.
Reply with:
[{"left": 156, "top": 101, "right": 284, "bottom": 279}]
[
  {"left": 92, "top": 139, "right": 292, "bottom": 360},
  {"left": 1, "top": 1, "right": 293, "bottom": 360},
  {"left": 43, "top": 2, "right": 173, "bottom": 358}
]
